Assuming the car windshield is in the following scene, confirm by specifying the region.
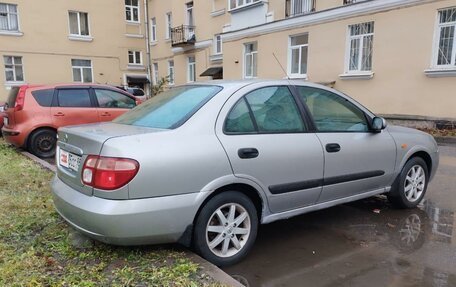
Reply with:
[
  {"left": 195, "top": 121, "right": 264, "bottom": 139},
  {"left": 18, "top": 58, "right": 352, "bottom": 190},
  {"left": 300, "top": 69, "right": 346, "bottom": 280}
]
[{"left": 114, "top": 85, "right": 222, "bottom": 129}]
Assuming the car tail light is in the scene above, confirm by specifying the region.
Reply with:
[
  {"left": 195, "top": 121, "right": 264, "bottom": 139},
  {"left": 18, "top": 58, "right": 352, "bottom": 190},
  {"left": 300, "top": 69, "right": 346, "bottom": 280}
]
[
  {"left": 82, "top": 155, "right": 139, "bottom": 190},
  {"left": 15, "top": 87, "right": 26, "bottom": 111}
]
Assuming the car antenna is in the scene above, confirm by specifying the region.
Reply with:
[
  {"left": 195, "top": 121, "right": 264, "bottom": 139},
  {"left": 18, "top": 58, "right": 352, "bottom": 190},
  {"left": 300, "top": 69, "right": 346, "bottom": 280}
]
[{"left": 272, "top": 52, "right": 291, "bottom": 81}]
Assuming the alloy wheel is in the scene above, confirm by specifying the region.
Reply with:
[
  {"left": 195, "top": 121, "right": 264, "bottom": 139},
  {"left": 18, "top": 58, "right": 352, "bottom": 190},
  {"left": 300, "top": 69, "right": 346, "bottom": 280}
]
[{"left": 404, "top": 165, "right": 426, "bottom": 202}]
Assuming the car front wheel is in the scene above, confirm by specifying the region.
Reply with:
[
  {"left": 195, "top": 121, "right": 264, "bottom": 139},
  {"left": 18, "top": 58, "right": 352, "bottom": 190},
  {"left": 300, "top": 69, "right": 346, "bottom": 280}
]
[
  {"left": 388, "top": 157, "right": 429, "bottom": 208},
  {"left": 193, "top": 191, "right": 258, "bottom": 267}
]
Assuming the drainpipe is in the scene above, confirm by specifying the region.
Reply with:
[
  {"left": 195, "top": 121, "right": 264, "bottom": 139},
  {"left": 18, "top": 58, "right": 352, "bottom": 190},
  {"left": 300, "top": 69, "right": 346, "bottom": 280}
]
[{"left": 144, "top": 0, "right": 153, "bottom": 97}]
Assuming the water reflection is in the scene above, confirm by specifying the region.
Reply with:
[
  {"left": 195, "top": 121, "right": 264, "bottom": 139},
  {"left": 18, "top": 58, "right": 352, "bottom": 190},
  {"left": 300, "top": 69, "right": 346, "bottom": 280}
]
[{"left": 225, "top": 198, "right": 456, "bottom": 287}]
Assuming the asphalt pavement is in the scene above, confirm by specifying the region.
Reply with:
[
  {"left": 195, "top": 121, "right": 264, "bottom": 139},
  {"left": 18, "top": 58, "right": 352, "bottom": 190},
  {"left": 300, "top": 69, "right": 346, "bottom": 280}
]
[{"left": 223, "top": 145, "right": 456, "bottom": 287}]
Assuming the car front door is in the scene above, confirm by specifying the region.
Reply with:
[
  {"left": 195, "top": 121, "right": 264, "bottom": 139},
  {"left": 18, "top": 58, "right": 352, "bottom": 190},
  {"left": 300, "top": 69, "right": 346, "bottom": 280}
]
[
  {"left": 216, "top": 83, "right": 324, "bottom": 213},
  {"left": 295, "top": 85, "right": 396, "bottom": 203},
  {"left": 93, "top": 89, "right": 136, "bottom": 121},
  {"left": 51, "top": 88, "right": 99, "bottom": 128}
]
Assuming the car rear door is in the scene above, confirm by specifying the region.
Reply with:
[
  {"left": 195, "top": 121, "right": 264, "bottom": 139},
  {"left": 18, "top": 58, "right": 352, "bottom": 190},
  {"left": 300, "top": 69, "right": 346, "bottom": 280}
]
[
  {"left": 215, "top": 82, "right": 324, "bottom": 213},
  {"left": 93, "top": 88, "right": 136, "bottom": 121},
  {"left": 294, "top": 85, "right": 396, "bottom": 203},
  {"left": 51, "top": 88, "right": 99, "bottom": 128}
]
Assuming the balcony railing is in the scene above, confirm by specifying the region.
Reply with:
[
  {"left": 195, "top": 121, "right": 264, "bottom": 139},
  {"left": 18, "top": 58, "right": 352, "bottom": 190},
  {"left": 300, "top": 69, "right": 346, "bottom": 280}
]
[
  {"left": 171, "top": 25, "right": 196, "bottom": 47},
  {"left": 285, "top": 0, "right": 316, "bottom": 17},
  {"left": 343, "top": 0, "right": 366, "bottom": 5}
]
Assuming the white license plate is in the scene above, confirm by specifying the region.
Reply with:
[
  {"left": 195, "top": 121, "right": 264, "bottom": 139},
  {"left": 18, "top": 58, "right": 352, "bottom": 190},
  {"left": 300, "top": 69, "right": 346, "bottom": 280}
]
[
  {"left": 3, "top": 117, "right": 8, "bottom": 126},
  {"left": 59, "top": 149, "right": 81, "bottom": 172}
]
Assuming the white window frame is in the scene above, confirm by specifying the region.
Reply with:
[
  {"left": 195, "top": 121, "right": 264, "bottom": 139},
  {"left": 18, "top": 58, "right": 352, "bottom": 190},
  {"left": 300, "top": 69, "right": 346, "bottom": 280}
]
[
  {"left": 187, "top": 56, "right": 196, "bottom": 83},
  {"left": 128, "top": 50, "right": 142, "bottom": 65},
  {"left": 4, "top": 55, "right": 24, "bottom": 83},
  {"left": 71, "top": 59, "right": 93, "bottom": 83},
  {"left": 345, "top": 21, "right": 374, "bottom": 73},
  {"left": 150, "top": 17, "right": 157, "bottom": 42},
  {"left": 186, "top": 2, "right": 194, "bottom": 26},
  {"left": 229, "top": 0, "right": 260, "bottom": 11},
  {"left": 432, "top": 7, "right": 456, "bottom": 68},
  {"left": 168, "top": 60, "right": 175, "bottom": 85},
  {"left": 165, "top": 12, "right": 172, "bottom": 40},
  {"left": 288, "top": 34, "right": 308, "bottom": 78},
  {"left": 243, "top": 42, "right": 257, "bottom": 79},
  {"left": 213, "top": 35, "right": 222, "bottom": 55},
  {"left": 152, "top": 63, "right": 159, "bottom": 85},
  {"left": 0, "top": 3, "right": 19, "bottom": 32},
  {"left": 125, "top": 0, "right": 140, "bottom": 23},
  {"left": 68, "top": 11, "right": 90, "bottom": 37}
]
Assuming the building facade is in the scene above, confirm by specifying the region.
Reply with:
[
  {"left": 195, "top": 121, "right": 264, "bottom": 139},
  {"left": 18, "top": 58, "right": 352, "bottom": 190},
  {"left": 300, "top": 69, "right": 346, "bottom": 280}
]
[
  {"left": 0, "top": 0, "right": 151, "bottom": 102},
  {"left": 149, "top": 0, "right": 456, "bottom": 119}
]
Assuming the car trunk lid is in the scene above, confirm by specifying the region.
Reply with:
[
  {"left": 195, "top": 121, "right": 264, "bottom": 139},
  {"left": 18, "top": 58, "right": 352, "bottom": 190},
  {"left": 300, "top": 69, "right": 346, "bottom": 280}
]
[{"left": 56, "top": 122, "right": 161, "bottom": 195}]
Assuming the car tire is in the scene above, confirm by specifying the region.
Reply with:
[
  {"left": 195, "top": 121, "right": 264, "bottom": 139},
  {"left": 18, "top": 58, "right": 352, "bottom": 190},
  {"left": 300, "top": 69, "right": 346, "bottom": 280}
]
[
  {"left": 388, "top": 157, "right": 429, "bottom": 209},
  {"left": 29, "top": 129, "right": 57, "bottom": 158},
  {"left": 193, "top": 191, "right": 258, "bottom": 267}
]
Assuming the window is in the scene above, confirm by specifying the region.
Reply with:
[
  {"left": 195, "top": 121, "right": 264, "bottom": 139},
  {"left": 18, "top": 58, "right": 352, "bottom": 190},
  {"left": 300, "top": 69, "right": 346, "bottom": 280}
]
[
  {"left": 0, "top": 3, "right": 18, "bottom": 31},
  {"left": 125, "top": 0, "right": 139, "bottom": 22},
  {"left": 165, "top": 12, "right": 172, "bottom": 39},
  {"left": 289, "top": 0, "right": 314, "bottom": 16},
  {"left": 435, "top": 8, "right": 456, "bottom": 67},
  {"left": 57, "top": 89, "right": 92, "bottom": 107},
  {"left": 347, "top": 22, "right": 374, "bottom": 72},
  {"left": 128, "top": 51, "right": 142, "bottom": 65},
  {"left": 71, "top": 59, "right": 92, "bottom": 83},
  {"left": 188, "top": 56, "right": 196, "bottom": 82},
  {"left": 225, "top": 99, "right": 256, "bottom": 133},
  {"left": 153, "top": 63, "right": 159, "bottom": 85},
  {"left": 186, "top": 2, "right": 194, "bottom": 26},
  {"left": 244, "top": 42, "right": 257, "bottom": 78},
  {"left": 32, "top": 89, "right": 54, "bottom": 107},
  {"left": 214, "top": 35, "right": 222, "bottom": 54},
  {"left": 114, "top": 86, "right": 222, "bottom": 129},
  {"left": 68, "top": 11, "right": 89, "bottom": 36},
  {"left": 168, "top": 60, "right": 175, "bottom": 85},
  {"left": 4, "top": 56, "right": 23, "bottom": 82},
  {"left": 289, "top": 34, "right": 308, "bottom": 77},
  {"left": 150, "top": 17, "right": 157, "bottom": 42},
  {"left": 230, "top": 0, "right": 260, "bottom": 10},
  {"left": 94, "top": 89, "right": 135, "bottom": 109},
  {"left": 296, "top": 86, "right": 368, "bottom": 132}
]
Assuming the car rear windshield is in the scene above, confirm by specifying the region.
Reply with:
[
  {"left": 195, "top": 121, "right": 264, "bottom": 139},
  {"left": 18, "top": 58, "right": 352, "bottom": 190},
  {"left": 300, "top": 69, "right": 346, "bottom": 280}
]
[
  {"left": 6, "top": 87, "right": 20, "bottom": 108},
  {"left": 32, "top": 89, "right": 54, "bottom": 107},
  {"left": 114, "top": 85, "right": 222, "bottom": 129}
]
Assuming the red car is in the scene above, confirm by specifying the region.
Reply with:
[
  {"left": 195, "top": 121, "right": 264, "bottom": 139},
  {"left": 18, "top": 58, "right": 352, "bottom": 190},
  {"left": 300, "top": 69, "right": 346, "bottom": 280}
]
[
  {"left": 2, "top": 84, "right": 137, "bottom": 157},
  {"left": 0, "top": 101, "right": 5, "bottom": 132}
]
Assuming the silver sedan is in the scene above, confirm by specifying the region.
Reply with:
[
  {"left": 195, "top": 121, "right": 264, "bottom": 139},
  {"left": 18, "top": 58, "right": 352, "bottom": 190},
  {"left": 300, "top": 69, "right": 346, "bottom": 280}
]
[{"left": 52, "top": 80, "right": 439, "bottom": 266}]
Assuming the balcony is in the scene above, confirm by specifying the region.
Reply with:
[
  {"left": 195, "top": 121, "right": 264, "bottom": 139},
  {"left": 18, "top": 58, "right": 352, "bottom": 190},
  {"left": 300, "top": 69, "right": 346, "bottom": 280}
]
[
  {"left": 343, "top": 0, "right": 367, "bottom": 4},
  {"left": 171, "top": 25, "right": 196, "bottom": 47},
  {"left": 285, "top": 0, "right": 316, "bottom": 17}
]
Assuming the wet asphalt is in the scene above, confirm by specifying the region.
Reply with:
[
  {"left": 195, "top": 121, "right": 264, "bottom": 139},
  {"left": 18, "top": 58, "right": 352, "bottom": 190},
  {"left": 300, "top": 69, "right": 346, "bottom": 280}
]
[{"left": 223, "top": 145, "right": 456, "bottom": 287}]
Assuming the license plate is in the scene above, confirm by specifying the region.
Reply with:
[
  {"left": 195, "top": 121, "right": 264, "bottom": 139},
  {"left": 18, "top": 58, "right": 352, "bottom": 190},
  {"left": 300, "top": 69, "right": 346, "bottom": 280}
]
[
  {"left": 3, "top": 117, "right": 8, "bottom": 126},
  {"left": 59, "top": 149, "right": 81, "bottom": 172}
]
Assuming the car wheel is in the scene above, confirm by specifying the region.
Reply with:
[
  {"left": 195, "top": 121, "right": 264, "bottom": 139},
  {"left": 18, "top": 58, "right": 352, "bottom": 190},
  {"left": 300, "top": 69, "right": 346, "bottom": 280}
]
[
  {"left": 193, "top": 191, "right": 258, "bottom": 267},
  {"left": 29, "top": 129, "right": 57, "bottom": 158},
  {"left": 388, "top": 157, "right": 429, "bottom": 209}
]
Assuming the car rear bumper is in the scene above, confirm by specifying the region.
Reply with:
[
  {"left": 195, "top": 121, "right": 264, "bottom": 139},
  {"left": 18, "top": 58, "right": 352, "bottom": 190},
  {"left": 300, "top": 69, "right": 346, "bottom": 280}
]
[
  {"left": 51, "top": 175, "right": 200, "bottom": 245},
  {"left": 1, "top": 127, "right": 25, "bottom": 146}
]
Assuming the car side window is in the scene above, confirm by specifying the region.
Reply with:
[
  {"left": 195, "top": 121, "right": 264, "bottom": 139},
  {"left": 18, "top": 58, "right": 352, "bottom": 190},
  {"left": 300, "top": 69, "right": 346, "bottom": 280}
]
[
  {"left": 296, "top": 86, "right": 368, "bottom": 132},
  {"left": 94, "top": 89, "right": 136, "bottom": 109},
  {"left": 245, "top": 86, "right": 305, "bottom": 133},
  {"left": 225, "top": 98, "right": 256, "bottom": 133},
  {"left": 57, "top": 89, "right": 92, "bottom": 108}
]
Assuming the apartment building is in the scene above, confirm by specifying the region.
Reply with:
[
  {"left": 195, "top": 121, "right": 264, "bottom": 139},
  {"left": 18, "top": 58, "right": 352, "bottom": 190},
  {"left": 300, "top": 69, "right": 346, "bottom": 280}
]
[
  {"left": 149, "top": 0, "right": 456, "bottom": 119},
  {"left": 0, "top": 0, "right": 150, "bottom": 102}
]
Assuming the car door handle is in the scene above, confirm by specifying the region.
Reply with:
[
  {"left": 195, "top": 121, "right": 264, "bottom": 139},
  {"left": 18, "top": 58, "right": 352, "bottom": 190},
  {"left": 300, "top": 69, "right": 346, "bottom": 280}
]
[
  {"left": 100, "top": 112, "right": 111, "bottom": 117},
  {"left": 54, "top": 112, "right": 65, "bottom": 117},
  {"left": 238, "top": 148, "right": 259, "bottom": 159},
  {"left": 326, "top": 143, "right": 341, "bottom": 153}
]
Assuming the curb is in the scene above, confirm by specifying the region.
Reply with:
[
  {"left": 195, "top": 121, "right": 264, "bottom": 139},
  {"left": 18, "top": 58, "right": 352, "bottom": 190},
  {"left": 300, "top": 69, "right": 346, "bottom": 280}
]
[
  {"left": 187, "top": 252, "right": 244, "bottom": 287},
  {"left": 20, "top": 150, "right": 56, "bottom": 172},
  {"left": 434, "top": 136, "right": 456, "bottom": 146},
  {"left": 19, "top": 150, "right": 242, "bottom": 287}
]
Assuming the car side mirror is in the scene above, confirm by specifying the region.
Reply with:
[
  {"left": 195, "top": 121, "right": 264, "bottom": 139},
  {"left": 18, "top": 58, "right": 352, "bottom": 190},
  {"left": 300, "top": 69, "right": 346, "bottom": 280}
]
[{"left": 372, "top": 117, "right": 387, "bottom": 132}]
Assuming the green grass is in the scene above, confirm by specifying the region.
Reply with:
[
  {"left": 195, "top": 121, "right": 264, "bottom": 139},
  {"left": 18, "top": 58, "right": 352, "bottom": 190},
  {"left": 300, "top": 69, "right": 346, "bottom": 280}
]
[{"left": 0, "top": 138, "right": 221, "bottom": 287}]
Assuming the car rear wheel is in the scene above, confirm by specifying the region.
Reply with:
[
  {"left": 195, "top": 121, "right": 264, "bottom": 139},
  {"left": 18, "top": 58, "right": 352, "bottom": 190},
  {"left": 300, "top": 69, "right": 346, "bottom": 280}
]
[
  {"left": 193, "top": 191, "right": 258, "bottom": 267},
  {"left": 388, "top": 157, "right": 429, "bottom": 209},
  {"left": 29, "top": 129, "right": 57, "bottom": 158}
]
